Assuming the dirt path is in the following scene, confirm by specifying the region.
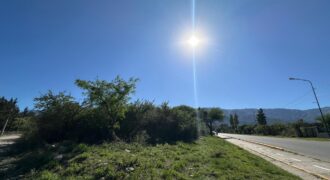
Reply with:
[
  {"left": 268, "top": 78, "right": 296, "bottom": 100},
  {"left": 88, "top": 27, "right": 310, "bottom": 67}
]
[
  {"left": 0, "top": 134, "right": 21, "bottom": 144},
  {"left": 0, "top": 134, "right": 21, "bottom": 179}
]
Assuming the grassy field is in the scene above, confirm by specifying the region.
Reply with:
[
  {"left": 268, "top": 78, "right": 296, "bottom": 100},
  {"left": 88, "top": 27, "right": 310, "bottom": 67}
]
[{"left": 0, "top": 136, "right": 299, "bottom": 179}]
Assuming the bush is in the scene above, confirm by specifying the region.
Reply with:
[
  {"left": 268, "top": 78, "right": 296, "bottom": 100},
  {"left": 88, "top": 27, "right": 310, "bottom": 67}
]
[
  {"left": 118, "top": 102, "right": 198, "bottom": 144},
  {"left": 34, "top": 91, "right": 81, "bottom": 143},
  {"left": 118, "top": 101, "right": 155, "bottom": 142},
  {"left": 144, "top": 103, "right": 198, "bottom": 143},
  {"left": 238, "top": 124, "right": 255, "bottom": 134},
  {"left": 13, "top": 116, "right": 45, "bottom": 152},
  {"left": 0, "top": 97, "right": 20, "bottom": 132},
  {"left": 269, "top": 123, "right": 287, "bottom": 136},
  {"left": 74, "top": 108, "right": 115, "bottom": 143},
  {"left": 19, "top": 77, "right": 200, "bottom": 145},
  {"left": 254, "top": 125, "right": 271, "bottom": 135}
]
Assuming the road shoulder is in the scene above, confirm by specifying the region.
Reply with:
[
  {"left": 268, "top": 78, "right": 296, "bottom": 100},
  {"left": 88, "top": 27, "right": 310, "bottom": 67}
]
[{"left": 218, "top": 133, "right": 330, "bottom": 180}]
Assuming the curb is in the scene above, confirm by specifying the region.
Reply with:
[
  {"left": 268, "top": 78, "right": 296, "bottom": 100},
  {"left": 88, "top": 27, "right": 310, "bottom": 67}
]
[
  {"left": 221, "top": 134, "right": 328, "bottom": 163},
  {"left": 247, "top": 145, "right": 329, "bottom": 180},
  {"left": 218, "top": 135, "right": 330, "bottom": 180}
]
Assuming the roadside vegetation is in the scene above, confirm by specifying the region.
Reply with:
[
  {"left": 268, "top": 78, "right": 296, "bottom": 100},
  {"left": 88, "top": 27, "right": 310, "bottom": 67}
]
[
  {"left": 0, "top": 76, "right": 302, "bottom": 179},
  {"left": 1, "top": 137, "right": 299, "bottom": 179},
  {"left": 218, "top": 108, "right": 330, "bottom": 138}
]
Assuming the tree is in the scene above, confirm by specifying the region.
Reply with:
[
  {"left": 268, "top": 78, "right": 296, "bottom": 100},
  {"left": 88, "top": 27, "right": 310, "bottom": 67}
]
[
  {"left": 34, "top": 91, "right": 81, "bottom": 142},
  {"left": 229, "top": 113, "right": 239, "bottom": 132},
  {"left": 201, "top": 108, "right": 224, "bottom": 135},
  {"left": 0, "top": 97, "right": 19, "bottom": 134},
  {"left": 171, "top": 105, "right": 198, "bottom": 141},
  {"left": 316, "top": 114, "right": 330, "bottom": 131},
  {"left": 75, "top": 76, "right": 138, "bottom": 141},
  {"left": 229, "top": 114, "right": 234, "bottom": 130},
  {"left": 256, "top": 108, "right": 267, "bottom": 125},
  {"left": 238, "top": 124, "right": 255, "bottom": 134},
  {"left": 291, "top": 119, "right": 305, "bottom": 137},
  {"left": 20, "top": 107, "right": 35, "bottom": 117},
  {"left": 118, "top": 100, "right": 155, "bottom": 141},
  {"left": 233, "top": 113, "right": 239, "bottom": 132}
]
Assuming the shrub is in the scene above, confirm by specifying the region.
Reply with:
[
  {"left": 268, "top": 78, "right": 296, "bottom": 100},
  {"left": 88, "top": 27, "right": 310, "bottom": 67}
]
[
  {"left": 75, "top": 76, "right": 138, "bottom": 141},
  {"left": 118, "top": 101, "right": 155, "bottom": 141},
  {"left": 20, "top": 77, "right": 200, "bottom": 145},
  {"left": 74, "top": 108, "right": 115, "bottom": 143},
  {"left": 0, "top": 96, "right": 20, "bottom": 132},
  {"left": 143, "top": 103, "right": 198, "bottom": 143},
  {"left": 34, "top": 91, "right": 81, "bottom": 143},
  {"left": 238, "top": 124, "right": 255, "bottom": 134},
  {"left": 254, "top": 125, "right": 271, "bottom": 135},
  {"left": 269, "top": 123, "right": 287, "bottom": 136}
]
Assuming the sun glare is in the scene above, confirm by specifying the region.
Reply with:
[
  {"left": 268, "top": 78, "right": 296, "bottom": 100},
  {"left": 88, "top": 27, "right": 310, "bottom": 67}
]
[{"left": 188, "top": 35, "right": 200, "bottom": 48}]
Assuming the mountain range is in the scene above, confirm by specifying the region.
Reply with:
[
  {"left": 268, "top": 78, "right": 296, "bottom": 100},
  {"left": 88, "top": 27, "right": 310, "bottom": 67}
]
[{"left": 220, "top": 107, "right": 330, "bottom": 125}]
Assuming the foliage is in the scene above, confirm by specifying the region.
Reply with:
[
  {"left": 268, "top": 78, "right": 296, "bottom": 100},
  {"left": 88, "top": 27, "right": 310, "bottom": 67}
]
[
  {"left": 75, "top": 76, "right": 138, "bottom": 140},
  {"left": 144, "top": 103, "right": 198, "bottom": 143},
  {"left": 256, "top": 108, "right": 267, "bottom": 125},
  {"left": 34, "top": 91, "right": 81, "bottom": 143},
  {"left": 238, "top": 124, "right": 256, "bottom": 134},
  {"left": 269, "top": 123, "right": 287, "bottom": 136},
  {"left": 316, "top": 113, "right": 330, "bottom": 133},
  {"left": 291, "top": 119, "right": 306, "bottom": 137},
  {"left": 1, "top": 137, "right": 299, "bottom": 180},
  {"left": 229, "top": 113, "right": 239, "bottom": 132},
  {"left": 216, "top": 123, "right": 232, "bottom": 133},
  {"left": 254, "top": 125, "right": 271, "bottom": 135},
  {"left": 117, "top": 100, "right": 155, "bottom": 142},
  {"left": 0, "top": 96, "right": 20, "bottom": 132},
  {"left": 20, "top": 76, "right": 198, "bottom": 144},
  {"left": 200, "top": 108, "right": 224, "bottom": 135}
]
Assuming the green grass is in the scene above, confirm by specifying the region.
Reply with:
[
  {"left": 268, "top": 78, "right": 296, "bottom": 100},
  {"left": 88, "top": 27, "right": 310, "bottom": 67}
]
[{"left": 1, "top": 137, "right": 300, "bottom": 179}]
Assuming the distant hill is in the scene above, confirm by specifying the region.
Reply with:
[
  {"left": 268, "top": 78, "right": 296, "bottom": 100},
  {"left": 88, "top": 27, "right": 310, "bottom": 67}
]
[{"left": 219, "top": 107, "right": 330, "bottom": 125}]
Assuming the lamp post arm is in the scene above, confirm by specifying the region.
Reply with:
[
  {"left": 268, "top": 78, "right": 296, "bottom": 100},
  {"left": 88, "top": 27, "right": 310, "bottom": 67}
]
[{"left": 289, "top": 77, "right": 330, "bottom": 136}]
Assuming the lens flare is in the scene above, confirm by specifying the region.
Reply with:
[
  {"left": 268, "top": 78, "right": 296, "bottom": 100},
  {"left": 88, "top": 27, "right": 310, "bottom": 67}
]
[
  {"left": 191, "top": 0, "right": 200, "bottom": 135},
  {"left": 188, "top": 35, "right": 200, "bottom": 48}
]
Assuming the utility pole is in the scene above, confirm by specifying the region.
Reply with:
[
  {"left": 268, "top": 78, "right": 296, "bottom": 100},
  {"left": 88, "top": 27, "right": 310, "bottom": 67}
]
[
  {"left": 289, "top": 77, "right": 330, "bottom": 137},
  {"left": 1, "top": 116, "right": 10, "bottom": 136}
]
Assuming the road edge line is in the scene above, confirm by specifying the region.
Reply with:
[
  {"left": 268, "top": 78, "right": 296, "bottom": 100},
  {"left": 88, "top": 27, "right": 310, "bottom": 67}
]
[
  {"left": 217, "top": 135, "right": 330, "bottom": 180},
  {"left": 222, "top": 135, "right": 328, "bottom": 163},
  {"left": 249, "top": 147, "right": 329, "bottom": 180}
]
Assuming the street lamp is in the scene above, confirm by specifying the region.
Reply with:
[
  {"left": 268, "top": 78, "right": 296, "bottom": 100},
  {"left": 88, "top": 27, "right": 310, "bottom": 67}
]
[{"left": 289, "top": 77, "right": 330, "bottom": 136}]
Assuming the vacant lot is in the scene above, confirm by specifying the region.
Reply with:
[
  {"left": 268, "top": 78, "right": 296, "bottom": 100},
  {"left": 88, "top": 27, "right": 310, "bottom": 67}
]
[{"left": 0, "top": 136, "right": 299, "bottom": 179}]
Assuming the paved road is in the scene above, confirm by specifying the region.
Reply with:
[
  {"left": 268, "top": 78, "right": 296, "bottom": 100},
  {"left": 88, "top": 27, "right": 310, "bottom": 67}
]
[
  {"left": 218, "top": 133, "right": 330, "bottom": 179},
  {"left": 221, "top": 133, "right": 330, "bottom": 162}
]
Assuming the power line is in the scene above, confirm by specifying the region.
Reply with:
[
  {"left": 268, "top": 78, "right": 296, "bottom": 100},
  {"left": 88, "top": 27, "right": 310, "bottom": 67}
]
[{"left": 284, "top": 90, "right": 313, "bottom": 108}]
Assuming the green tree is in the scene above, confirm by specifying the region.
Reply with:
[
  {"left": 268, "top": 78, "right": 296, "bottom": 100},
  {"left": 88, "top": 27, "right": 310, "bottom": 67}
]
[
  {"left": 34, "top": 91, "right": 81, "bottom": 142},
  {"left": 118, "top": 100, "right": 155, "bottom": 141},
  {"left": 256, "top": 108, "right": 267, "bottom": 125},
  {"left": 316, "top": 114, "right": 330, "bottom": 133},
  {"left": 233, "top": 113, "right": 239, "bottom": 132},
  {"left": 0, "top": 97, "right": 19, "bottom": 134},
  {"left": 75, "top": 76, "right": 138, "bottom": 141},
  {"left": 291, "top": 119, "right": 305, "bottom": 137},
  {"left": 238, "top": 124, "right": 255, "bottom": 134},
  {"left": 229, "top": 114, "right": 234, "bottom": 130},
  {"left": 201, "top": 108, "right": 224, "bottom": 135},
  {"left": 229, "top": 113, "right": 239, "bottom": 132}
]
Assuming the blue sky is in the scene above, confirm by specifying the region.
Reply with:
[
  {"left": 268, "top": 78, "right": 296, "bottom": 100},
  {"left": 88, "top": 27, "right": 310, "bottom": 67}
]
[{"left": 1, "top": 0, "right": 330, "bottom": 110}]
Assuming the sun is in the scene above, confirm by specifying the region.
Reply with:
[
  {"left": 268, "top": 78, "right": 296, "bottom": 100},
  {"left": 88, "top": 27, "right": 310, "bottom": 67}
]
[
  {"left": 179, "top": 30, "right": 207, "bottom": 53},
  {"left": 188, "top": 35, "right": 200, "bottom": 48}
]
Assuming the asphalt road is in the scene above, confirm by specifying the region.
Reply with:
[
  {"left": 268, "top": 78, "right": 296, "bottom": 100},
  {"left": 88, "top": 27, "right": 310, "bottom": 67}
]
[{"left": 221, "top": 133, "right": 330, "bottom": 162}]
